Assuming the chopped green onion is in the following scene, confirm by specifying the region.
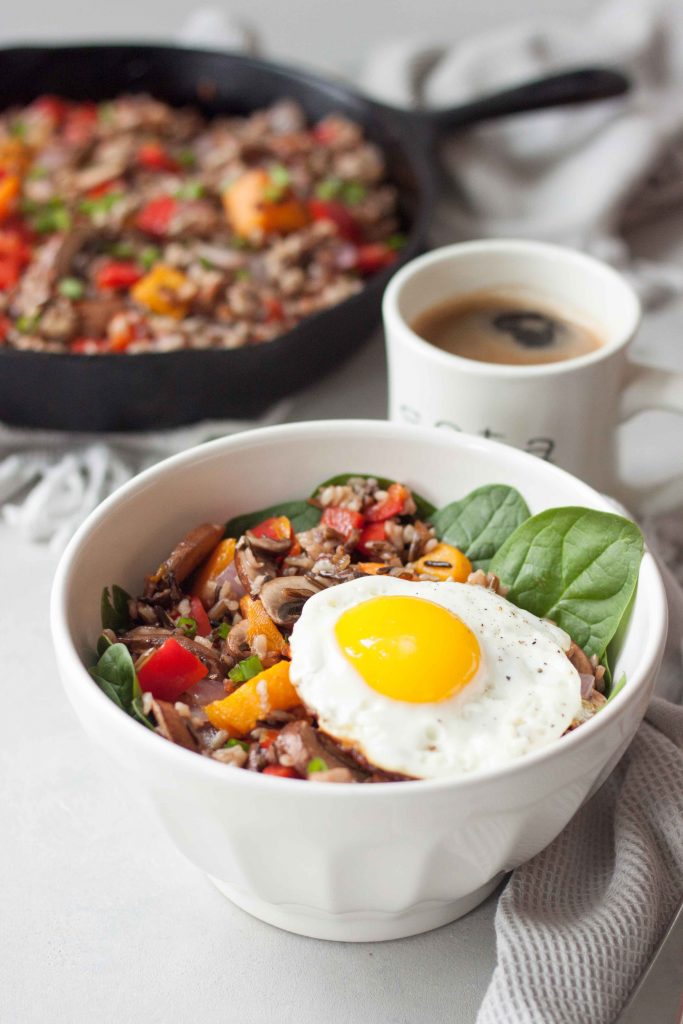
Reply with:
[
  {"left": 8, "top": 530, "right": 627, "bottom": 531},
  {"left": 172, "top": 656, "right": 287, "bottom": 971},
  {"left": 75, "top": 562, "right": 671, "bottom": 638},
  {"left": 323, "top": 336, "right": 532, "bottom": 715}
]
[
  {"left": 9, "top": 119, "right": 26, "bottom": 139},
  {"left": 22, "top": 197, "right": 71, "bottom": 233},
  {"left": 177, "top": 149, "right": 196, "bottom": 168},
  {"left": 387, "top": 233, "right": 407, "bottom": 251},
  {"left": 78, "top": 192, "right": 124, "bottom": 217},
  {"left": 58, "top": 277, "right": 85, "bottom": 299},
  {"left": 341, "top": 181, "right": 366, "bottom": 205},
  {"left": 234, "top": 267, "right": 251, "bottom": 282},
  {"left": 140, "top": 245, "right": 161, "bottom": 271},
  {"left": 315, "top": 177, "right": 343, "bottom": 200},
  {"left": 36, "top": 207, "right": 70, "bottom": 232},
  {"left": 98, "top": 102, "right": 115, "bottom": 125},
  {"left": 199, "top": 256, "right": 215, "bottom": 270},
  {"left": 269, "top": 164, "right": 290, "bottom": 188},
  {"left": 108, "top": 240, "right": 135, "bottom": 259},
  {"left": 16, "top": 313, "right": 40, "bottom": 334},
  {"left": 263, "top": 164, "right": 292, "bottom": 202},
  {"left": 229, "top": 654, "right": 263, "bottom": 683},
  {"left": 230, "top": 235, "right": 249, "bottom": 250},
  {"left": 176, "top": 616, "right": 197, "bottom": 638},
  {"left": 314, "top": 179, "right": 366, "bottom": 204},
  {"left": 307, "top": 757, "right": 328, "bottom": 774},
  {"left": 175, "top": 181, "right": 204, "bottom": 201},
  {"left": 224, "top": 738, "right": 249, "bottom": 751},
  {"left": 214, "top": 622, "right": 231, "bottom": 640},
  {"left": 26, "top": 165, "right": 48, "bottom": 181}
]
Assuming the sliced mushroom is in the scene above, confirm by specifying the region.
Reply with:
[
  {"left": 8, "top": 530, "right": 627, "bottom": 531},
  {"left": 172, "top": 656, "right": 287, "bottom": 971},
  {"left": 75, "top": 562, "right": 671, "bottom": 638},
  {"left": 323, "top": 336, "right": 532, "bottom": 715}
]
[
  {"left": 245, "top": 528, "right": 291, "bottom": 557},
  {"left": 234, "top": 539, "right": 278, "bottom": 598},
  {"left": 122, "top": 626, "right": 224, "bottom": 678},
  {"left": 76, "top": 296, "right": 123, "bottom": 337},
  {"left": 273, "top": 721, "right": 364, "bottom": 780},
  {"left": 145, "top": 522, "right": 224, "bottom": 595},
  {"left": 308, "top": 767, "right": 356, "bottom": 784},
  {"left": 259, "top": 575, "right": 322, "bottom": 629},
  {"left": 466, "top": 570, "right": 508, "bottom": 596},
  {"left": 149, "top": 698, "right": 199, "bottom": 752},
  {"left": 226, "top": 618, "right": 251, "bottom": 659},
  {"left": 567, "top": 640, "right": 594, "bottom": 677}
]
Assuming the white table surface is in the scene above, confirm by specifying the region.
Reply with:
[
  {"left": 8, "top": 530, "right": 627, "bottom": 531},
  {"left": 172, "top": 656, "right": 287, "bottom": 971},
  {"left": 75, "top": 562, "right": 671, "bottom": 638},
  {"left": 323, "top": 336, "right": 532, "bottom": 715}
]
[{"left": 3, "top": 69, "right": 683, "bottom": 1024}]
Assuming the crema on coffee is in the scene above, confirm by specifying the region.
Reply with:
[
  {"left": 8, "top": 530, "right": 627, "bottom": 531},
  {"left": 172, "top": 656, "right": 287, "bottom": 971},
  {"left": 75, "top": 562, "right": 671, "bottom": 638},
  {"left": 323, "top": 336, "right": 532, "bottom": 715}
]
[{"left": 411, "top": 291, "right": 604, "bottom": 366}]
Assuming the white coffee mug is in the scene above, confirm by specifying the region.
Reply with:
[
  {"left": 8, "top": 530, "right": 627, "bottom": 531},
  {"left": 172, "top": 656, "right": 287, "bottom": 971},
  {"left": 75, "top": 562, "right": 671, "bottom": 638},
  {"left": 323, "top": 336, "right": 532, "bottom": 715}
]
[{"left": 383, "top": 239, "right": 683, "bottom": 513}]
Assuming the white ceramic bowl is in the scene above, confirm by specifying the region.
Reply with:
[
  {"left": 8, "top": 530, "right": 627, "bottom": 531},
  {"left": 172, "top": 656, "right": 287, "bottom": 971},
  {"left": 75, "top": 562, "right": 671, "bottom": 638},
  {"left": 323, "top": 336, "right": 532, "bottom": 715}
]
[{"left": 51, "top": 421, "right": 667, "bottom": 942}]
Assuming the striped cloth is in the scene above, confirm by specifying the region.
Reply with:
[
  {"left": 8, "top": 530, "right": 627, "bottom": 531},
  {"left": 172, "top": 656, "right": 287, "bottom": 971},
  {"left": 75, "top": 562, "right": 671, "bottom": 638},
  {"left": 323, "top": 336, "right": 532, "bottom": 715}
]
[{"left": 477, "top": 559, "right": 683, "bottom": 1023}]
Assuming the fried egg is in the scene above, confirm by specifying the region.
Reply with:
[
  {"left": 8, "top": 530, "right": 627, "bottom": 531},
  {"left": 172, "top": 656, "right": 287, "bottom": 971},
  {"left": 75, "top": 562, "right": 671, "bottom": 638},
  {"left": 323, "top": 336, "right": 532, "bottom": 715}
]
[{"left": 289, "top": 575, "right": 582, "bottom": 779}]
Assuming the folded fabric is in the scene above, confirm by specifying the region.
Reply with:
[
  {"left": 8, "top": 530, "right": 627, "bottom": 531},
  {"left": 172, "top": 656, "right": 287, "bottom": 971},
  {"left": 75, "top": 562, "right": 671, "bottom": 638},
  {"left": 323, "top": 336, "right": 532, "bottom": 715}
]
[
  {"left": 0, "top": 404, "right": 289, "bottom": 551},
  {"left": 476, "top": 697, "right": 683, "bottom": 1024},
  {"left": 360, "top": 0, "right": 683, "bottom": 307}
]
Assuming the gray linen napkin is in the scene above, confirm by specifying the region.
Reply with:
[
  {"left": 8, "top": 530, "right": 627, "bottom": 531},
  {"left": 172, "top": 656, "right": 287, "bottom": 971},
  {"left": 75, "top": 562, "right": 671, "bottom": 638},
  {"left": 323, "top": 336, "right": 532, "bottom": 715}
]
[{"left": 477, "top": 557, "right": 683, "bottom": 1024}]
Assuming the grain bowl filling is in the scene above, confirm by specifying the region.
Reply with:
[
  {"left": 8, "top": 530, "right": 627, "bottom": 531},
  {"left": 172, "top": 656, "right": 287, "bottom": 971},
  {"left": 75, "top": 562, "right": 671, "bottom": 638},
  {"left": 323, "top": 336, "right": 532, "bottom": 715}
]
[
  {"left": 0, "top": 95, "right": 403, "bottom": 354},
  {"left": 91, "top": 474, "right": 644, "bottom": 783}
]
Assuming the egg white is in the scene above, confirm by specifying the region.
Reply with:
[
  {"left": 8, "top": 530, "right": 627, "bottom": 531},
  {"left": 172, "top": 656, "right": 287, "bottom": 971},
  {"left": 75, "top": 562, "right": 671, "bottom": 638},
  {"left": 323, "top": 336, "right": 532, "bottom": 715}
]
[{"left": 289, "top": 575, "right": 582, "bottom": 780}]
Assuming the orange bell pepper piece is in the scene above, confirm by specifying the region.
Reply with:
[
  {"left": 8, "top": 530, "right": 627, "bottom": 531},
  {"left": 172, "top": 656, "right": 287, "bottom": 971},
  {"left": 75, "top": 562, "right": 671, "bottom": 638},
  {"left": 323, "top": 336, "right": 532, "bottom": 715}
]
[
  {"left": 357, "top": 562, "right": 389, "bottom": 575},
  {"left": 205, "top": 660, "right": 299, "bottom": 734},
  {"left": 191, "top": 537, "right": 236, "bottom": 596},
  {"left": 223, "top": 168, "right": 309, "bottom": 237},
  {"left": 131, "top": 263, "right": 190, "bottom": 318},
  {"left": 239, "top": 595, "right": 288, "bottom": 656},
  {"left": 0, "top": 175, "right": 20, "bottom": 222},
  {"left": 412, "top": 542, "right": 472, "bottom": 583}
]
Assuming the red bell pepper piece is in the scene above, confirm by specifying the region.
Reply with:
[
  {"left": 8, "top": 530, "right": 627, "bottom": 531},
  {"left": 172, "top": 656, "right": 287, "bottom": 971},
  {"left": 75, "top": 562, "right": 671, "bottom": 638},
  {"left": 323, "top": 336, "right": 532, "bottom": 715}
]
[
  {"left": 137, "top": 142, "right": 180, "bottom": 173},
  {"left": 357, "top": 521, "right": 386, "bottom": 558},
  {"left": 95, "top": 261, "right": 143, "bottom": 291},
  {"left": 262, "top": 765, "right": 300, "bottom": 779},
  {"left": 321, "top": 506, "right": 364, "bottom": 540},
  {"left": 70, "top": 337, "right": 109, "bottom": 354},
  {"left": 0, "top": 315, "right": 10, "bottom": 342},
  {"left": 308, "top": 198, "right": 361, "bottom": 242},
  {"left": 259, "top": 729, "right": 279, "bottom": 749},
  {"left": 312, "top": 122, "right": 339, "bottom": 145},
  {"left": 263, "top": 296, "right": 284, "bottom": 322},
  {"left": 137, "top": 636, "right": 208, "bottom": 702},
  {"left": 189, "top": 595, "right": 212, "bottom": 637},
  {"left": 250, "top": 516, "right": 293, "bottom": 542},
  {"left": 63, "top": 103, "right": 97, "bottom": 146},
  {"left": 0, "top": 228, "right": 31, "bottom": 290},
  {"left": 365, "top": 483, "right": 410, "bottom": 523},
  {"left": 135, "top": 196, "right": 177, "bottom": 236},
  {"left": 354, "top": 242, "right": 398, "bottom": 275},
  {"left": 87, "top": 178, "right": 125, "bottom": 199},
  {"left": 32, "top": 95, "right": 67, "bottom": 123}
]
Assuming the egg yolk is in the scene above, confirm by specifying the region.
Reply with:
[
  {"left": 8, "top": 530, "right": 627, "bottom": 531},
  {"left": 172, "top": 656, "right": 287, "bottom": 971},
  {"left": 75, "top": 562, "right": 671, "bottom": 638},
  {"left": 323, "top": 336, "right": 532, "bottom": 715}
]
[{"left": 335, "top": 595, "right": 480, "bottom": 703}]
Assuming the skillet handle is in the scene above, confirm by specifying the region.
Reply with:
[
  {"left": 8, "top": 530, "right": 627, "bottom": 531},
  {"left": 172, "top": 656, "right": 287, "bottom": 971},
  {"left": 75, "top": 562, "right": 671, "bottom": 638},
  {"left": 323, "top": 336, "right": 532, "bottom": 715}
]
[{"left": 425, "top": 67, "right": 629, "bottom": 135}]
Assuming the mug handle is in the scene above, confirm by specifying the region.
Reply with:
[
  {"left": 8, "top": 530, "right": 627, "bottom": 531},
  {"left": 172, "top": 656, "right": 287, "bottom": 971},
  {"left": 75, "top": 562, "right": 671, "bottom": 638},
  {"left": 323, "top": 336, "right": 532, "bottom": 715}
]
[{"left": 618, "top": 359, "right": 683, "bottom": 515}]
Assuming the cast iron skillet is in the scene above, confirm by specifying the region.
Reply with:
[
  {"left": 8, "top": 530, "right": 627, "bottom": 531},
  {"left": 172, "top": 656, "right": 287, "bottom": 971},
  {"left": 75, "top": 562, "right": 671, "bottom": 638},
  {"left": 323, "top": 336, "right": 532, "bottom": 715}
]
[{"left": 0, "top": 45, "right": 628, "bottom": 430}]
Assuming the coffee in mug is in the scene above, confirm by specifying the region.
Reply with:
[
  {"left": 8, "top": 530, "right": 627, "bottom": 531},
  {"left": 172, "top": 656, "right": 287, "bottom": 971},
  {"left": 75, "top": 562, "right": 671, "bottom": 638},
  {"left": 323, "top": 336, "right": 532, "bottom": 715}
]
[
  {"left": 383, "top": 239, "right": 683, "bottom": 513},
  {"left": 411, "top": 290, "right": 604, "bottom": 366}
]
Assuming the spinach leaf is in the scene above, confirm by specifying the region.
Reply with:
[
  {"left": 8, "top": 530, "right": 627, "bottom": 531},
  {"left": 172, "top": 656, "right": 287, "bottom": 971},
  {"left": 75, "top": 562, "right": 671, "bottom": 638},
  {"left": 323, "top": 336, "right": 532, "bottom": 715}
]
[
  {"left": 90, "top": 642, "right": 138, "bottom": 708},
  {"left": 489, "top": 507, "right": 644, "bottom": 661},
  {"left": 90, "top": 671, "right": 125, "bottom": 710},
  {"left": 130, "top": 693, "right": 155, "bottom": 730},
  {"left": 225, "top": 500, "right": 321, "bottom": 538},
  {"left": 313, "top": 473, "right": 436, "bottom": 520},
  {"left": 605, "top": 673, "right": 627, "bottom": 705},
  {"left": 96, "top": 631, "right": 115, "bottom": 657},
  {"left": 100, "top": 584, "right": 132, "bottom": 631},
  {"left": 429, "top": 485, "right": 530, "bottom": 570},
  {"left": 90, "top": 643, "right": 156, "bottom": 729}
]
